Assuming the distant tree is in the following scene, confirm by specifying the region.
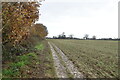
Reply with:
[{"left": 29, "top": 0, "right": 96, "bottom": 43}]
[
  {"left": 108, "top": 38, "right": 112, "bottom": 40},
  {"left": 53, "top": 36, "right": 57, "bottom": 39},
  {"left": 53, "top": 36, "right": 55, "bottom": 39},
  {"left": 84, "top": 34, "right": 89, "bottom": 39},
  {"left": 58, "top": 32, "right": 66, "bottom": 39},
  {"left": 69, "top": 34, "right": 74, "bottom": 39},
  {"left": 62, "top": 35, "right": 66, "bottom": 39},
  {"left": 61, "top": 32, "right": 66, "bottom": 39},
  {"left": 62, "top": 32, "right": 65, "bottom": 36},
  {"left": 92, "top": 35, "right": 96, "bottom": 40},
  {"left": 58, "top": 35, "right": 62, "bottom": 39}
]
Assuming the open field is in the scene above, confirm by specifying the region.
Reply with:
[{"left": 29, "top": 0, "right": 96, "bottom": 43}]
[{"left": 48, "top": 39, "right": 118, "bottom": 78}]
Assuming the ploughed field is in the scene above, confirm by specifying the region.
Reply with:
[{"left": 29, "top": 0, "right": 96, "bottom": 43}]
[{"left": 48, "top": 39, "right": 118, "bottom": 78}]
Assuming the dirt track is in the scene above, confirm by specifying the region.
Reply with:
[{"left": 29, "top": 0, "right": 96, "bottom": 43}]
[
  {"left": 48, "top": 42, "right": 84, "bottom": 79},
  {"left": 48, "top": 42, "right": 68, "bottom": 78}
]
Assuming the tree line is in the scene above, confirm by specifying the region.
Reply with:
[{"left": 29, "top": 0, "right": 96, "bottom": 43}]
[
  {"left": 47, "top": 32, "right": 119, "bottom": 40},
  {"left": 2, "top": 2, "right": 48, "bottom": 62}
]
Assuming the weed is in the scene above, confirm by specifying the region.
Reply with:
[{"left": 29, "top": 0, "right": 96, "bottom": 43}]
[
  {"left": 18, "top": 55, "right": 29, "bottom": 61},
  {"left": 35, "top": 43, "right": 44, "bottom": 50},
  {"left": 10, "top": 61, "right": 25, "bottom": 68},
  {"left": 3, "top": 52, "right": 38, "bottom": 77},
  {"left": 2, "top": 69, "right": 19, "bottom": 77},
  {"left": 27, "top": 53, "right": 37, "bottom": 59}
]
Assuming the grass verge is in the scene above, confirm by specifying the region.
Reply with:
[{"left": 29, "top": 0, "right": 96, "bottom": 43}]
[
  {"left": 2, "top": 40, "right": 56, "bottom": 78},
  {"left": 2, "top": 52, "right": 38, "bottom": 78}
]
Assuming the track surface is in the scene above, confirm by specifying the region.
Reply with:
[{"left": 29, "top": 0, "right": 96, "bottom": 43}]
[{"left": 48, "top": 42, "right": 84, "bottom": 79}]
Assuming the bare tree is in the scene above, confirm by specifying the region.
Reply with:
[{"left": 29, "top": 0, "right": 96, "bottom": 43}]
[
  {"left": 69, "top": 34, "right": 74, "bottom": 39},
  {"left": 62, "top": 32, "right": 66, "bottom": 39},
  {"left": 62, "top": 32, "right": 65, "bottom": 36},
  {"left": 84, "top": 34, "right": 89, "bottom": 39},
  {"left": 58, "top": 32, "right": 66, "bottom": 39}
]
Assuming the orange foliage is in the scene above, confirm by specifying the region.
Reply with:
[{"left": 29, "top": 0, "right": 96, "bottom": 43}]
[
  {"left": 2, "top": 2, "right": 40, "bottom": 45},
  {"left": 30, "top": 23, "right": 48, "bottom": 39}
]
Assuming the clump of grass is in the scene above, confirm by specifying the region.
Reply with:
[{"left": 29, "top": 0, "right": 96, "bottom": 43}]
[
  {"left": 35, "top": 43, "right": 44, "bottom": 50},
  {"left": 0, "top": 73, "right": 2, "bottom": 79},
  {"left": 2, "top": 68, "right": 19, "bottom": 77},
  {"left": 27, "top": 53, "right": 37, "bottom": 59},
  {"left": 3, "top": 61, "right": 25, "bottom": 77},
  {"left": 18, "top": 55, "right": 29, "bottom": 61},
  {"left": 2, "top": 78, "right": 15, "bottom": 80},
  {"left": 3, "top": 52, "right": 38, "bottom": 77},
  {"left": 10, "top": 61, "right": 25, "bottom": 68}
]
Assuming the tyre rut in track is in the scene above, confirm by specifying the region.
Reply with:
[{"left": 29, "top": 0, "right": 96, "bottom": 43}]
[
  {"left": 48, "top": 42, "right": 68, "bottom": 78},
  {"left": 48, "top": 42, "right": 84, "bottom": 79}
]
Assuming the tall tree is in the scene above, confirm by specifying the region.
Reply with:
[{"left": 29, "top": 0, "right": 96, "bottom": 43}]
[
  {"left": 30, "top": 23, "right": 48, "bottom": 39},
  {"left": 2, "top": 2, "right": 41, "bottom": 60},
  {"left": 2, "top": 2, "right": 40, "bottom": 45}
]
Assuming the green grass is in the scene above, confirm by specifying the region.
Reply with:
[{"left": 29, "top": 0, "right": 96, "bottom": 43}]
[
  {"left": 27, "top": 52, "right": 38, "bottom": 59},
  {"left": 0, "top": 73, "right": 2, "bottom": 80},
  {"left": 2, "top": 69, "right": 19, "bottom": 77},
  {"left": 43, "top": 44, "right": 56, "bottom": 78},
  {"left": 10, "top": 61, "right": 25, "bottom": 68},
  {"left": 49, "top": 39, "right": 118, "bottom": 78},
  {"left": 35, "top": 43, "right": 44, "bottom": 50},
  {"left": 3, "top": 40, "right": 56, "bottom": 78},
  {"left": 2, "top": 52, "right": 38, "bottom": 77}
]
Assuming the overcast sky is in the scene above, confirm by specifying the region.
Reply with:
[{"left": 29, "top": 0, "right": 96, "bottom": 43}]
[{"left": 36, "top": 0, "right": 119, "bottom": 39}]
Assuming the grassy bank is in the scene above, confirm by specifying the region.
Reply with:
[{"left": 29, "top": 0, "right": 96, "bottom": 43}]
[{"left": 2, "top": 40, "right": 56, "bottom": 78}]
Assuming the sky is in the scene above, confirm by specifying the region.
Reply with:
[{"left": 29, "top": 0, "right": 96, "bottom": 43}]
[{"left": 36, "top": 0, "right": 119, "bottom": 39}]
